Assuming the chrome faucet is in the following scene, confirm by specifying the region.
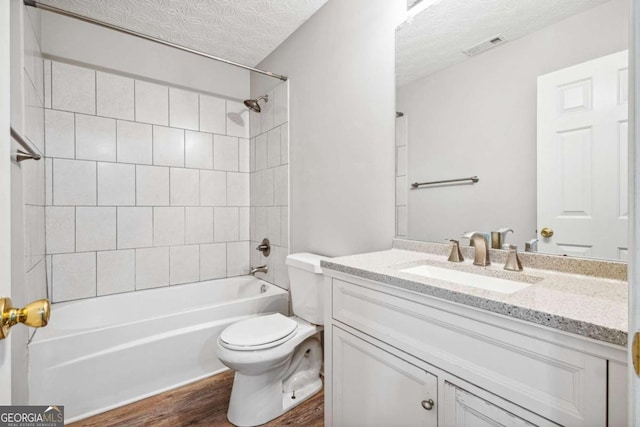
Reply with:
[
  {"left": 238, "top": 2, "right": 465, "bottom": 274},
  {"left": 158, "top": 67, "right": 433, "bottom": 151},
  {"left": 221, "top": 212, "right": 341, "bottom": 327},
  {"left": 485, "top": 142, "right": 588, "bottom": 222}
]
[
  {"left": 250, "top": 265, "right": 268, "bottom": 276},
  {"left": 468, "top": 232, "right": 491, "bottom": 266}
]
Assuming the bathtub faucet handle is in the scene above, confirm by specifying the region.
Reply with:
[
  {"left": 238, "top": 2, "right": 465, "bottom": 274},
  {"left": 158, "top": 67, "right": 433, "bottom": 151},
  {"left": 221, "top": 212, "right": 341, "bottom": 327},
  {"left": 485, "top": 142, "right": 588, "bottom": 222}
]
[{"left": 256, "top": 238, "right": 271, "bottom": 257}]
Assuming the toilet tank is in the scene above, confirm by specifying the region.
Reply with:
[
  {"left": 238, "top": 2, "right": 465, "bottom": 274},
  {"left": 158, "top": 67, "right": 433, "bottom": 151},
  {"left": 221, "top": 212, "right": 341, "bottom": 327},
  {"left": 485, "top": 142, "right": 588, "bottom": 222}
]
[{"left": 286, "top": 253, "right": 329, "bottom": 325}]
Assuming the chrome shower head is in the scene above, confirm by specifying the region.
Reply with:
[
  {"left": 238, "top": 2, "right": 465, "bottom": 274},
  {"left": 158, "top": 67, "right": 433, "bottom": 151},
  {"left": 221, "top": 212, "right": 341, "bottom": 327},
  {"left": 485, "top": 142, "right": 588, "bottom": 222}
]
[{"left": 244, "top": 95, "right": 269, "bottom": 113}]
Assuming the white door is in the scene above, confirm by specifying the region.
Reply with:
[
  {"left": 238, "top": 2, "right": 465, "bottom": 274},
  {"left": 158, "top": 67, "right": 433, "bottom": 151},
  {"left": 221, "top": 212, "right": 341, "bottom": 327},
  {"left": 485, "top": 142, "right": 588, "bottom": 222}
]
[
  {"left": 537, "top": 50, "right": 628, "bottom": 260},
  {"left": 332, "top": 327, "right": 438, "bottom": 427},
  {"left": 0, "top": 0, "right": 12, "bottom": 405}
]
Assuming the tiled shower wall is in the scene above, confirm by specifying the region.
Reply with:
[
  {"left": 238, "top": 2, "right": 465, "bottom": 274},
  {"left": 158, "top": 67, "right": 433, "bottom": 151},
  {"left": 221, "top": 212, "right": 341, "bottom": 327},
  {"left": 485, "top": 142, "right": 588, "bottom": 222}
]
[
  {"left": 395, "top": 115, "right": 407, "bottom": 237},
  {"left": 44, "top": 60, "right": 251, "bottom": 302},
  {"left": 250, "top": 83, "right": 290, "bottom": 289}
]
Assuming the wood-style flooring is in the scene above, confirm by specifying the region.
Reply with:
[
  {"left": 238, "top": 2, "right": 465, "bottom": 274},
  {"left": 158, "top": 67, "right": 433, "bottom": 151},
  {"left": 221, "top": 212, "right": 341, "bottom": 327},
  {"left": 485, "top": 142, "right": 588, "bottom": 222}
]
[{"left": 70, "top": 370, "right": 324, "bottom": 427}]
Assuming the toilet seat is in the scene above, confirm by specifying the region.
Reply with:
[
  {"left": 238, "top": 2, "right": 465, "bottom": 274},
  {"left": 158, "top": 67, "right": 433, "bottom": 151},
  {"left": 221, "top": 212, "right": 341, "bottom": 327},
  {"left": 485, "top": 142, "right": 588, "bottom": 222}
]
[{"left": 219, "top": 313, "right": 298, "bottom": 351}]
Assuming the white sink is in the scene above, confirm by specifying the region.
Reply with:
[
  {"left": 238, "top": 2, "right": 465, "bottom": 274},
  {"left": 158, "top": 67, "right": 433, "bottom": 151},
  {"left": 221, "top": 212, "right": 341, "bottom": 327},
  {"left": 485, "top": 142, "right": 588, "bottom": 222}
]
[{"left": 400, "top": 265, "right": 531, "bottom": 294}]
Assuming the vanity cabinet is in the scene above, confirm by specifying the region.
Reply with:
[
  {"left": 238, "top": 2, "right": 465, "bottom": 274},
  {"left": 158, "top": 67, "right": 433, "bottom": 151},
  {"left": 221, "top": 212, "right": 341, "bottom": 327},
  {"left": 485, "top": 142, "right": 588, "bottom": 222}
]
[{"left": 323, "top": 272, "right": 627, "bottom": 427}]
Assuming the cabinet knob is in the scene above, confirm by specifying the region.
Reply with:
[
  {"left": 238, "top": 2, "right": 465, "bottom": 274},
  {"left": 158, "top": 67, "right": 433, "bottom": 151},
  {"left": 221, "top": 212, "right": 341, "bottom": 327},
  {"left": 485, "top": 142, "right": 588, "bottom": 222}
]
[{"left": 421, "top": 399, "right": 434, "bottom": 411}]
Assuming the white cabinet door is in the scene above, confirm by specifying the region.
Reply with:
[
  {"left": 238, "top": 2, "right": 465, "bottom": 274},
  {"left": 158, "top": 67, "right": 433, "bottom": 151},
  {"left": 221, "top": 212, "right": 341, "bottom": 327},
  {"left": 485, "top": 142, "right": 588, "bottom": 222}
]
[
  {"left": 443, "top": 382, "right": 542, "bottom": 427},
  {"left": 332, "top": 326, "right": 438, "bottom": 427},
  {"left": 537, "top": 50, "right": 628, "bottom": 260}
]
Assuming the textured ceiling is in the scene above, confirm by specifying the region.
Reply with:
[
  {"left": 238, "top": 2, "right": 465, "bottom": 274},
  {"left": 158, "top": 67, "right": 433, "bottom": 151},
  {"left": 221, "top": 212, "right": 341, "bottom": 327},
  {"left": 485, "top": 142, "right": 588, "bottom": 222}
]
[
  {"left": 38, "top": 0, "right": 327, "bottom": 67},
  {"left": 397, "top": 0, "right": 610, "bottom": 86}
]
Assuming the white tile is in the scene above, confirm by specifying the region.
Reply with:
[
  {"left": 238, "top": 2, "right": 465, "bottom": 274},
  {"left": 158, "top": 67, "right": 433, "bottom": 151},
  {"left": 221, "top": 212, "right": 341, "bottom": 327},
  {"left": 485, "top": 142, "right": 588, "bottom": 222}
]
[
  {"left": 169, "top": 88, "right": 198, "bottom": 130},
  {"left": 260, "top": 90, "right": 275, "bottom": 134},
  {"left": 280, "top": 123, "right": 289, "bottom": 165},
  {"left": 153, "top": 126, "right": 184, "bottom": 167},
  {"left": 135, "top": 80, "right": 168, "bottom": 125},
  {"left": 273, "top": 246, "right": 290, "bottom": 289},
  {"left": 200, "top": 170, "right": 227, "bottom": 206},
  {"left": 200, "top": 243, "right": 226, "bottom": 280},
  {"left": 186, "top": 207, "right": 213, "bottom": 244},
  {"left": 53, "top": 159, "right": 96, "bottom": 206},
  {"left": 226, "top": 100, "right": 250, "bottom": 138},
  {"left": 97, "top": 72, "right": 134, "bottom": 120},
  {"left": 44, "top": 60, "right": 51, "bottom": 109},
  {"left": 281, "top": 208, "right": 289, "bottom": 248},
  {"left": 255, "top": 133, "right": 267, "bottom": 171},
  {"left": 250, "top": 207, "right": 256, "bottom": 242},
  {"left": 397, "top": 145, "right": 407, "bottom": 176},
  {"left": 273, "top": 83, "right": 288, "bottom": 127},
  {"left": 97, "top": 250, "right": 135, "bottom": 295},
  {"left": 250, "top": 138, "right": 256, "bottom": 172},
  {"left": 396, "top": 176, "right": 407, "bottom": 206},
  {"left": 153, "top": 207, "right": 185, "bottom": 246},
  {"left": 267, "top": 127, "right": 281, "bottom": 168},
  {"left": 51, "top": 62, "right": 95, "bottom": 114},
  {"left": 250, "top": 240, "right": 261, "bottom": 273},
  {"left": 250, "top": 109, "right": 261, "bottom": 138},
  {"left": 26, "top": 258, "right": 47, "bottom": 303},
  {"left": 199, "top": 94, "right": 226, "bottom": 135},
  {"left": 45, "top": 158, "right": 52, "bottom": 206},
  {"left": 397, "top": 206, "right": 407, "bottom": 236},
  {"left": 52, "top": 252, "right": 96, "bottom": 302},
  {"left": 136, "top": 165, "right": 169, "bottom": 206},
  {"left": 117, "top": 120, "right": 152, "bottom": 165},
  {"left": 98, "top": 163, "right": 135, "bottom": 206},
  {"left": 76, "top": 114, "right": 116, "bottom": 162},
  {"left": 76, "top": 207, "right": 117, "bottom": 252},
  {"left": 238, "top": 138, "right": 250, "bottom": 172},
  {"left": 117, "top": 207, "right": 153, "bottom": 249},
  {"left": 136, "top": 247, "right": 169, "bottom": 289},
  {"left": 46, "top": 255, "right": 53, "bottom": 300},
  {"left": 170, "top": 168, "right": 199, "bottom": 206},
  {"left": 239, "top": 207, "right": 250, "bottom": 241},
  {"left": 185, "top": 130, "right": 213, "bottom": 169},
  {"left": 254, "top": 207, "right": 267, "bottom": 241},
  {"left": 170, "top": 245, "right": 199, "bottom": 285},
  {"left": 214, "top": 207, "right": 238, "bottom": 242},
  {"left": 45, "top": 109, "right": 74, "bottom": 158},
  {"left": 227, "top": 172, "right": 249, "bottom": 206},
  {"left": 255, "top": 169, "right": 274, "bottom": 207},
  {"left": 274, "top": 165, "right": 288, "bottom": 206},
  {"left": 45, "top": 206, "right": 74, "bottom": 254},
  {"left": 214, "top": 135, "right": 238, "bottom": 171},
  {"left": 267, "top": 207, "right": 281, "bottom": 246},
  {"left": 227, "top": 241, "right": 249, "bottom": 276}
]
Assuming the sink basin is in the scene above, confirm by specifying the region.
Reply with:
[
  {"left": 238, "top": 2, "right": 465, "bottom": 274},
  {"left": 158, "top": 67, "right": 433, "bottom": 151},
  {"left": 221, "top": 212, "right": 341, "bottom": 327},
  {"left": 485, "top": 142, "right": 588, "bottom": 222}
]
[{"left": 399, "top": 265, "right": 531, "bottom": 294}]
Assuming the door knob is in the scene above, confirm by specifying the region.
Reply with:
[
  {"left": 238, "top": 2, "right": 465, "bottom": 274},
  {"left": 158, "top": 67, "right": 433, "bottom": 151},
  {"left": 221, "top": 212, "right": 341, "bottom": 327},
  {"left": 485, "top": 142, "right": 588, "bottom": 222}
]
[
  {"left": 0, "top": 297, "right": 50, "bottom": 339},
  {"left": 540, "top": 227, "right": 554, "bottom": 238}
]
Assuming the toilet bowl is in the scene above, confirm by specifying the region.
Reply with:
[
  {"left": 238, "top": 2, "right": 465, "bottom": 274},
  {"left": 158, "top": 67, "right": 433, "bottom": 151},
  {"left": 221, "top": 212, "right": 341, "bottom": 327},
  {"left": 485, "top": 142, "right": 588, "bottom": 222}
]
[{"left": 215, "top": 253, "right": 328, "bottom": 427}]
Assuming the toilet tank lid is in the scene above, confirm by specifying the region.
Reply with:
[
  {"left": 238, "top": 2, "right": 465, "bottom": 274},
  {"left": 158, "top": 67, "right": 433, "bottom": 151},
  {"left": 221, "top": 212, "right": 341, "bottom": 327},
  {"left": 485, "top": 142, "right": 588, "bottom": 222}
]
[{"left": 286, "top": 253, "right": 329, "bottom": 273}]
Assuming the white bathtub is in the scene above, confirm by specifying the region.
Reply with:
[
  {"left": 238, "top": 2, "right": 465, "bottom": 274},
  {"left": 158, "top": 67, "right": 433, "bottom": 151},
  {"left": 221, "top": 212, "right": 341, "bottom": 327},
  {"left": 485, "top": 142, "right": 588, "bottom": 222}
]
[{"left": 28, "top": 276, "right": 288, "bottom": 423}]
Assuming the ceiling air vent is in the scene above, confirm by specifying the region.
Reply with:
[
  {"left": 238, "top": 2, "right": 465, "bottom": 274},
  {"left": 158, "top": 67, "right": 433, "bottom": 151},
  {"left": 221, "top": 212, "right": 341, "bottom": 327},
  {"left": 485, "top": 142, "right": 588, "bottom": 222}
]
[{"left": 462, "top": 35, "right": 506, "bottom": 57}]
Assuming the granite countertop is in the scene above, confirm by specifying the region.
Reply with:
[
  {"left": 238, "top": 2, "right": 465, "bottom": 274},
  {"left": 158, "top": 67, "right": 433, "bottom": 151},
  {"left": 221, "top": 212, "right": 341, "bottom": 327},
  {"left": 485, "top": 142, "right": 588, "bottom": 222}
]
[{"left": 320, "top": 248, "right": 628, "bottom": 347}]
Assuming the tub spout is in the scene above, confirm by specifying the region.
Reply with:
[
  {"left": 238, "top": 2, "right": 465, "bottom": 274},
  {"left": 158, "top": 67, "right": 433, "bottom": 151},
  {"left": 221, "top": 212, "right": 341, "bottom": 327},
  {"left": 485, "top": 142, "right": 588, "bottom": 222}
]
[{"left": 250, "top": 265, "right": 268, "bottom": 276}]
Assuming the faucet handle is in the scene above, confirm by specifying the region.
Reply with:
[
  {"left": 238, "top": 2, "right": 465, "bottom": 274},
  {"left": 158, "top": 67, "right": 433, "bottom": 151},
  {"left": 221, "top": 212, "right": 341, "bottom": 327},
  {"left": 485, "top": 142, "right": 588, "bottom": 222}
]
[
  {"left": 491, "top": 228, "right": 513, "bottom": 249},
  {"left": 525, "top": 239, "right": 538, "bottom": 252},
  {"left": 447, "top": 239, "right": 464, "bottom": 263},
  {"left": 503, "top": 245, "right": 523, "bottom": 272}
]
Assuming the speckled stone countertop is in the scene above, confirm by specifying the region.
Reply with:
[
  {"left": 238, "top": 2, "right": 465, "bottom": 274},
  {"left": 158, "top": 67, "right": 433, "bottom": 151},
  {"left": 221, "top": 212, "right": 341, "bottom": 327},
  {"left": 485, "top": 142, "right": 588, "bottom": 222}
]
[{"left": 320, "top": 243, "right": 627, "bottom": 347}]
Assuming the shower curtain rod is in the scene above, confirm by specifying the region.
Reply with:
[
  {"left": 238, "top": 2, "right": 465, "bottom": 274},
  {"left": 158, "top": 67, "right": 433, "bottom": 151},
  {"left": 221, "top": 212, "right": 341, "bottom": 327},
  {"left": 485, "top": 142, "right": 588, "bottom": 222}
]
[{"left": 24, "top": 0, "right": 288, "bottom": 81}]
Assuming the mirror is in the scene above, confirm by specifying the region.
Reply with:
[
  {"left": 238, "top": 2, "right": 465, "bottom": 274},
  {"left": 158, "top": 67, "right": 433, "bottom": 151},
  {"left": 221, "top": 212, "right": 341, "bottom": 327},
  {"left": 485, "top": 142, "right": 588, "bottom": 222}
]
[{"left": 395, "top": 0, "right": 630, "bottom": 261}]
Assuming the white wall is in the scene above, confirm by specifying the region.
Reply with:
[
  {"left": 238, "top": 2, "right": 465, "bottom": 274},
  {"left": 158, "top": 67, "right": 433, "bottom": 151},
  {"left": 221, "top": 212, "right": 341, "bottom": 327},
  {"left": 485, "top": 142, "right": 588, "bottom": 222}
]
[
  {"left": 41, "top": 12, "right": 249, "bottom": 100},
  {"left": 397, "top": 0, "right": 628, "bottom": 246},
  {"left": 252, "top": 0, "right": 402, "bottom": 257}
]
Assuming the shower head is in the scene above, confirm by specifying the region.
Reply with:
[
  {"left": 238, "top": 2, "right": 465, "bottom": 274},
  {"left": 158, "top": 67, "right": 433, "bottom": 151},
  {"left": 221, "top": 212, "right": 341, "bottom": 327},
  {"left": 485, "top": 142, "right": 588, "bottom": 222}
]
[{"left": 244, "top": 95, "right": 269, "bottom": 113}]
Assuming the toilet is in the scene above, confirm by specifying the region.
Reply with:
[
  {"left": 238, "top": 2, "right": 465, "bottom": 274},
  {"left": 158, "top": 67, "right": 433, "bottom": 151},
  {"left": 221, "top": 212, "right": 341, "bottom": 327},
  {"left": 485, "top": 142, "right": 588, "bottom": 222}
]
[{"left": 216, "top": 253, "right": 328, "bottom": 427}]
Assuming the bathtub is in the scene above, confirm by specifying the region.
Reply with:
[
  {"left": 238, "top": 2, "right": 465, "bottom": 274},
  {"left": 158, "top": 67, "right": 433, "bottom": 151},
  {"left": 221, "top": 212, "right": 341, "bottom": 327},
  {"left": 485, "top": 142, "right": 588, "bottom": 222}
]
[{"left": 28, "top": 276, "right": 289, "bottom": 423}]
